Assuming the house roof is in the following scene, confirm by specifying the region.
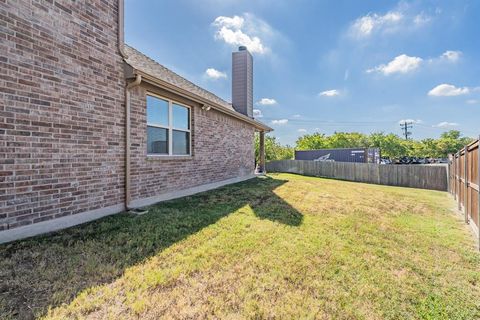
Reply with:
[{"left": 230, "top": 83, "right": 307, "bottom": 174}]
[{"left": 124, "top": 45, "right": 272, "bottom": 132}]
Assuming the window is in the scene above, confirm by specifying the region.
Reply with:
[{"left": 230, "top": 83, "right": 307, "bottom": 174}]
[{"left": 146, "top": 94, "right": 191, "bottom": 156}]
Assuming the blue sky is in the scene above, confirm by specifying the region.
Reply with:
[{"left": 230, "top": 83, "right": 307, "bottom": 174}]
[{"left": 125, "top": 0, "right": 479, "bottom": 145}]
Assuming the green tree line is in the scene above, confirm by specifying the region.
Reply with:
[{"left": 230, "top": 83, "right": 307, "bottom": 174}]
[
  {"left": 255, "top": 135, "right": 294, "bottom": 162},
  {"left": 256, "top": 130, "right": 474, "bottom": 161}
]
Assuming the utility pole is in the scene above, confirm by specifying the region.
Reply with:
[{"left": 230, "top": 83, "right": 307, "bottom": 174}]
[{"left": 400, "top": 121, "right": 413, "bottom": 140}]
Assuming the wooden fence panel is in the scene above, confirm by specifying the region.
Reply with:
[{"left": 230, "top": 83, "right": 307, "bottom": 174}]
[
  {"left": 449, "top": 138, "right": 480, "bottom": 249},
  {"left": 266, "top": 160, "right": 448, "bottom": 191}
]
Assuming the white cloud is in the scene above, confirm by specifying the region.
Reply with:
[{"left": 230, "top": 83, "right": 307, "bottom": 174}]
[
  {"left": 466, "top": 99, "right": 479, "bottom": 104},
  {"left": 367, "top": 54, "right": 422, "bottom": 75},
  {"left": 212, "top": 14, "right": 272, "bottom": 54},
  {"left": 368, "top": 51, "right": 462, "bottom": 76},
  {"left": 292, "top": 114, "right": 301, "bottom": 118},
  {"left": 215, "top": 27, "right": 266, "bottom": 54},
  {"left": 212, "top": 15, "right": 244, "bottom": 29},
  {"left": 382, "top": 12, "right": 404, "bottom": 23},
  {"left": 350, "top": 11, "right": 403, "bottom": 38},
  {"left": 399, "top": 119, "right": 423, "bottom": 125},
  {"left": 441, "top": 50, "right": 462, "bottom": 62},
  {"left": 413, "top": 13, "right": 431, "bottom": 26},
  {"left": 271, "top": 119, "right": 288, "bottom": 125},
  {"left": 204, "top": 68, "right": 227, "bottom": 80},
  {"left": 434, "top": 122, "right": 459, "bottom": 128},
  {"left": 253, "top": 109, "right": 263, "bottom": 118},
  {"left": 426, "top": 50, "right": 462, "bottom": 64},
  {"left": 297, "top": 128, "right": 307, "bottom": 133},
  {"left": 348, "top": 4, "right": 436, "bottom": 40},
  {"left": 352, "top": 16, "right": 374, "bottom": 36},
  {"left": 428, "top": 84, "right": 470, "bottom": 97},
  {"left": 319, "top": 89, "right": 340, "bottom": 97},
  {"left": 256, "top": 98, "right": 277, "bottom": 106}
]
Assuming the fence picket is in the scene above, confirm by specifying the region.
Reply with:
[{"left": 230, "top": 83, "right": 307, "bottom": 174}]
[
  {"left": 266, "top": 160, "right": 448, "bottom": 191},
  {"left": 448, "top": 138, "right": 480, "bottom": 249}
]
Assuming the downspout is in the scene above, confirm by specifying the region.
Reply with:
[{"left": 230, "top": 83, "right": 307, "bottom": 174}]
[
  {"left": 125, "top": 75, "right": 142, "bottom": 209},
  {"left": 118, "top": 0, "right": 138, "bottom": 209},
  {"left": 118, "top": 0, "right": 128, "bottom": 59}
]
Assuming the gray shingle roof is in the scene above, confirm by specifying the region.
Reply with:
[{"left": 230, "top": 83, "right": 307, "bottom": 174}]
[{"left": 124, "top": 45, "right": 234, "bottom": 111}]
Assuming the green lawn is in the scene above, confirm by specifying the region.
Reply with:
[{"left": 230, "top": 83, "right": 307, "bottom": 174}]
[{"left": 1, "top": 173, "right": 480, "bottom": 319}]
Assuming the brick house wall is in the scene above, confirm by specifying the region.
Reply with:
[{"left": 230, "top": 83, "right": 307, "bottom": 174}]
[
  {"left": 129, "top": 84, "right": 255, "bottom": 203},
  {"left": 0, "top": 0, "right": 126, "bottom": 230},
  {"left": 0, "top": 0, "right": 258, "bottom": 237}
]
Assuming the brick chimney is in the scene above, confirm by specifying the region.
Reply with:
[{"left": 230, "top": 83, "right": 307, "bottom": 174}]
[{"left": 232, "top": 46, "right": 253, "bottom": 118}]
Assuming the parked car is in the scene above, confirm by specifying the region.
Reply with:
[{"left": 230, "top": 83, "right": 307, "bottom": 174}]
[
  {"left": 380, "top": 158, "right": 392, "bottom": 164},
  {"left": 393, "top": 157, "right": 424, "bottom": 164}
]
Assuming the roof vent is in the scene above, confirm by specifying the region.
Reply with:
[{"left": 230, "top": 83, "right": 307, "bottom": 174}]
[{"left": 238, "top": 46, "right": 247, "bottom": 51}]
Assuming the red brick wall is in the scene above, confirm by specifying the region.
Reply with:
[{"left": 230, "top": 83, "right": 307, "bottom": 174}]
[
  {"left": 0, "top": 1, "right": 256, "bottom": 233},
  {"left": 129, "top": 85, "right": 255, "bottom": 202},
  {"left": 0, "top": 0, "right": 126, "bottom": 230}
]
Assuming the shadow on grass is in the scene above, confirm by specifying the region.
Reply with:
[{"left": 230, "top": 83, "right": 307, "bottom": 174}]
[{"left": 0, "top": 176, "right": 301, "bottom": 319}]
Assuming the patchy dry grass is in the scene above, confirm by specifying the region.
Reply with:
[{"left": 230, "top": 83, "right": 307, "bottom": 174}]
[{"left": 1, "top": 174, "right": 480, "bottom": 319}]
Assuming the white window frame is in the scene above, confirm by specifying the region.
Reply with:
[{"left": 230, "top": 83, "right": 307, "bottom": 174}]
[{"left": 146, "top": 92, "right": 192, "bottom": 157}]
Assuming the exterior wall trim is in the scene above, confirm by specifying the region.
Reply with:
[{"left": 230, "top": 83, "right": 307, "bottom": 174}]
[
  {"left": 130, "top": 175, "right": 256, "bottom": 208},
  {"left": 0, "top": 175, "right": 256, "bottom": 244},
  {"left": 0, "top": 204, "right": 125, "bottom": 244}
]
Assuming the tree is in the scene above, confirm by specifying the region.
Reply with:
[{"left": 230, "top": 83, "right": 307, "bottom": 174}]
[
  {"left": 368, "top": 132, "right": 407, "bottom": 158},
  {"left": 255, "top": 134, "right": 294, "bottom": 163},
  {"left": 294, "top": 130, "right": 474, "bottom": 159},
  {"left": 436, "top": 130, "right": 473, "bottom": 156},
  {"left": 295, "top": 133, "right": 329, "bottom": 150},
  {"left": 328, "top": 132, "right": 370, "bottom": 148},
  {"left": 415, "top": 138, "right": 439, "bottom": 158},
  {"left": 296, "top": 132, "right": 370, "bottom": 150}
]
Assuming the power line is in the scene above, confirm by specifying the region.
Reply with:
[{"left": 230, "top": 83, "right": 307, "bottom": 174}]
[
  {"left": 416, "top": 124, "right": 478, "bottom": 136},
  {"left": 261, "top": 118, "right": 396, "bottom": 125},
  {"left": 399, "top": 121, "right": 413, "bottom": 140},
  {"left": 261, "top": 117, "right": 478, "bottom": 136}
]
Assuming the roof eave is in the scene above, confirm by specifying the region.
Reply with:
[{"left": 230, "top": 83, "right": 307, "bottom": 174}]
[{"left": 131, "top": 69, "right": 273, "bottom": 132}]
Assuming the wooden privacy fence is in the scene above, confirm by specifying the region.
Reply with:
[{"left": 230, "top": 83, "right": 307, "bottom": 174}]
[
  {"left": 266, "top": 160, "right": 448, "bottom": 191},
  {"left": 449, "top": 138, "right": 480, "bottom": 245}
]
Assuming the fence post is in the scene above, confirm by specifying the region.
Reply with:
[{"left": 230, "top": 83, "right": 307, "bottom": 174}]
[
  {"left": 464, "top": 146, "right": 469, "bottom": 224},
  {"left": 458, "top": 152, "right": 462, "bottom": 211},
  {"left": 453, "top": 154, "right": 456, "bottom": 200},
  {"left": 477, "top": 136, "right": 480, "bottom": 250},
  {"left": 447, "top": 155, "right": 451, "bottom": 194}
]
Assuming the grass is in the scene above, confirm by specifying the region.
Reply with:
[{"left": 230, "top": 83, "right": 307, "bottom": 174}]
[{"left": 1, "top": 173, "right": 480, "bottom": 319}]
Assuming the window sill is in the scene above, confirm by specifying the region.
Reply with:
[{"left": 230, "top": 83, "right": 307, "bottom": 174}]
[{"left": 146, "top": 155, "right": 193, "bottom": 161}]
